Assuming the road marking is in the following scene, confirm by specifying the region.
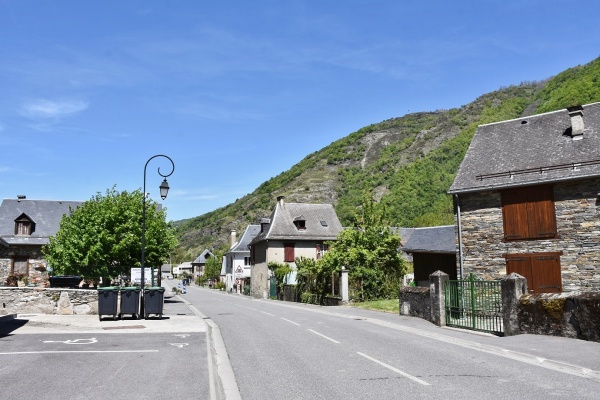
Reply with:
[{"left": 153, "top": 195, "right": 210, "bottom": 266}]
[
  {"left": 281, "top": 318, "right": 300, "bottom": 326},
  {"left": 357, "top": 352, "right": 430, "bottom": 386},
  {"left": 260, "top": 311, "right": 275, "bottom": 316},
  {"left": 169, "top": 343, "right": 189, "bottom": 348},
  {"left": 0, "top": 350, "right": 158, "bottom": 355},
  {"left": 174, "top": 334, "right": 190, "bottom": 338},
  {"left": 42, "top": 338, "right": 98, "bottom": 345},
  {"left": 307, "top": 329, "right": 340, "bottom": 344}
]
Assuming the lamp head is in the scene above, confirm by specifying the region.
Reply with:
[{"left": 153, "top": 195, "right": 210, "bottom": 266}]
[{"left": 159, "top": 178, "right": 170, "bottom": 200}]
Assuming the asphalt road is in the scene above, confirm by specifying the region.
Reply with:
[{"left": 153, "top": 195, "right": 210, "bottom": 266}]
[{"left": 180, "top": 284, "right": 600, "bottom": 400}]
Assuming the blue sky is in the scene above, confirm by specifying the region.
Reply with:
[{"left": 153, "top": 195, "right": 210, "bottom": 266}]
[{"left": 1, "top": 1, "right": 599, "bottom": 222}]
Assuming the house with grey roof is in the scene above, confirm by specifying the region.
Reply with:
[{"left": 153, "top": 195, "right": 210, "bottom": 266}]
[
  {"left": 191, "top": 249, "right": 214, "bottom": 279},
  {"left": 249, "top": 196, "right": 343, "bottom": 299},
  {"left": 224, "top": 225, "right": 260, "bottom": 293},
  {"left": 449, "top": 102, "right": 600, "bottom": 293},
  {"left": 0, "top": 196, "right": 82, "bottom": 285},
  {"left": 401, "top": 226, "right": 457, "bottom": 286}
]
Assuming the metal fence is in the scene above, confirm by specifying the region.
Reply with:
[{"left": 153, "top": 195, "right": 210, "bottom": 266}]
[{"left": 445, "top": 273, "right": 503, "bottom": 335}]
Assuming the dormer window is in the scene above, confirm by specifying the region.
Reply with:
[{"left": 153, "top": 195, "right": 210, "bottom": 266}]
[
  {"left": 293, "top": 216, "right": 306, "bottom": 230},
  {"left": 14, "top": 213, "right": 34, "bottom": 236}
]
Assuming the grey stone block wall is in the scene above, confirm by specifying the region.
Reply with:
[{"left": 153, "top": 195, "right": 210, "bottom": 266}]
[
  {"left": 0, "top": 287, "right": 98, "bottom": 315},
  {"left": 399, "top": 286, "right": 432, "bottom": 322},
  {"left": 457, "top": 179, "right": 600, "bottom": 292}
]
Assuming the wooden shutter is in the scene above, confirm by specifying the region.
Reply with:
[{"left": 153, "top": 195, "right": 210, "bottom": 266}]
[
  {"left": 531, "top": 254, "right": 562, "bottom": 293},
  {"left": 527, "top": 186, "right": 557, "bottom": 238},
  {"left": 284, "top": 243, "right": 295, "bottom": 262},
  {"left": 502, "top": 190, "right": 529, "bottom": 240},
  {"left": 505, "top": 253, "right": 562, "bottom": 293},
  {"left": 12, "top": 257, "right": 28, "bottom": 275}
]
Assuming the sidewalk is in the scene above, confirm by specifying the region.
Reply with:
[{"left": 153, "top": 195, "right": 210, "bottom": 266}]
[{"left": 0, "top": 282, "right": 205, "bottom": 335}]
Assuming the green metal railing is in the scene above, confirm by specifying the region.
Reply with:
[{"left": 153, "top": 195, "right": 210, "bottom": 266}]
[{"left": 445, "top": 273, "right": 503, "bottom": 335}]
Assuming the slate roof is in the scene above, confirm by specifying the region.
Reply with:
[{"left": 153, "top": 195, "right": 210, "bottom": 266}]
[
  {"left": 449, "top": 102, "right": 600, "bottom": 194},
  {"left": 192, "top": 249, "right": 214, "bottom": 264},
  {"left": 0, "top": 198, "right": 82, "bottom": 246},
  {"left": 250, "top": 200, "right": 343, "bottom": 244},
  {"left": 401, "top": 225, "right": 456, "bottom": 254},
  {"left": 228, "top": 225, "right": 260, "bottom": 253}
]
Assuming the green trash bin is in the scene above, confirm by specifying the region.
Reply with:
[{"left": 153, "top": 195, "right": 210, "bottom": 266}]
[
  {"left": 98, "top": 286, "right": 119, "bottom": 321},
  {"left": 143, "top": 287, "right": 165, "bottom": 319},
  {"left": 119, "top": 287, "right": 140, "bottom": 319}
]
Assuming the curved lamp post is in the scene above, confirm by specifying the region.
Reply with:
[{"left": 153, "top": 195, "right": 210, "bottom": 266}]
[{"left": 141, "top": 155, "right": 175, "bottom": 292}]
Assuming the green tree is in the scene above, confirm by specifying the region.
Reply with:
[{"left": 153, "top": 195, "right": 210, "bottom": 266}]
[
  {"left": 43, "top": 187, "right": 177, "bottom": 282},
  {"left": 320, "top": 194, "right": 406, "bottom": 300},
  {"left": 203, "top": 251, "right": 223, "bottom": 286}
]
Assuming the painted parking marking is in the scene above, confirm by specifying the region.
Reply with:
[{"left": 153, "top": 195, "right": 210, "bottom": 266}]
[
  {"left": 169, "top": 343, "right": 189, "bottom": 348},
  {"left": 357, "top": 352, "right": 430, "bottom": 386},
  {"left": 42, "top": 338, "right": 98, "bottom": 345},
  {"left": 0, "top": 350, "right": 158, "bottom": 355}
]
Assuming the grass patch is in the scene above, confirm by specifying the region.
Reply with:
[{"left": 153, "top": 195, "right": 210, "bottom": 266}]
[{"left": 352, "top": 299, "right": 399, "bottom": 314}]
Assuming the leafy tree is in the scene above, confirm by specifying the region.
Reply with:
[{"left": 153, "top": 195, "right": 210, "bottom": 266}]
[
  {"left": 43, "top": 187, "right": 177, "bottom": 282},
  {"left": 295, "top": 194, "right": 406, "bottom": 302},
  {"left": 203, "top": 250, "right": 223, "bottom": 286}
]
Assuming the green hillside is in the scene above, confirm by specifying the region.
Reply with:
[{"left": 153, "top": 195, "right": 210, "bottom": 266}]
[{"left": 172, "top": 56, "right": 600, "bottom": 260}]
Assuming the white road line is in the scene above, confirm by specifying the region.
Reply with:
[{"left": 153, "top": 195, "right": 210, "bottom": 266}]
[
  {"left": 307, "top": 329, "right": 340, "bottom": 344},
  {"left": 357, "top": 352, "right": 430, "bottom": 386},
  {"left": 0, "top": 350, "right": 158, "bottom": 355},
  {"left": 260, "top": 311, "right": 275, "bottom": 316},
  {"left": 281, "top": 318, "right": 300, "bottom": 326}
]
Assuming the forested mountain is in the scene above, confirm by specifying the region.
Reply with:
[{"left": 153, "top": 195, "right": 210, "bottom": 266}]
[{"left": 172, "top": 56, "right": 600, "bottom": 260}]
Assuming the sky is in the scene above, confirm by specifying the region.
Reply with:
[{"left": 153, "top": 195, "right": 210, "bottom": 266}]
[{"left": 1, "top": 1, "right": 600, "bottom": 222}]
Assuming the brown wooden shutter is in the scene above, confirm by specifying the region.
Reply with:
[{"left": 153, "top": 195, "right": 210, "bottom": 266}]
[
  {"left": 506, "top": 255, "right": 531, "bottom": 282},
  {"left": 502, "top": 190, "right": 529, "bottom": 240},
  {"left": 527, "top": 186, "right": 557, "bottom": 238},
  {"left": 531, "top": 254, "right": 562, "bottom": 293},
  {"left": 284, "top": 243, "right": 295, "bottom": 262}
]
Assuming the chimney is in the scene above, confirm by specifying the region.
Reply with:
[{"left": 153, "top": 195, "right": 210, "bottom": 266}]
[
  {"left": 230, "top": 230, "right": 237, "bottom": 247},
  {"left": 17, "top": 195, "right": 26, "bottom": 202},
  {"left": 277, "top": 195, "right": 285, "bottom": 207},
  {"left": 567, "top": 105, "right": 584, "bottom": 140}
]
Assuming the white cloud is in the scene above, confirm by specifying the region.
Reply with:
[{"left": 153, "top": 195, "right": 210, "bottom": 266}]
[{"left": 20, "top": 99, "right": 89, "bottom": 119}]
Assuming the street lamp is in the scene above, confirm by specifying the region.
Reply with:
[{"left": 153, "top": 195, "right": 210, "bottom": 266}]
[{"left": 141, "top": 155, "right": 175, "bottom": 295}]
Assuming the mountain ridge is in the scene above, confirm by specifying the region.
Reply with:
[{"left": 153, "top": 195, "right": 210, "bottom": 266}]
[{"left": 171, "top": 56, "right": 600, "bottom": 260}]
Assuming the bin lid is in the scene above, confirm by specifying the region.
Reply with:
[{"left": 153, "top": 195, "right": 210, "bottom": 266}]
[
  {"left": 97, "top": 286, "right": 119, "bottom": 291},
  {"left": 144, "top": 286, "right": 165, "bottom": 292},
  {"left": 120, "top": 286, "right": 140, "bottom": 291}
]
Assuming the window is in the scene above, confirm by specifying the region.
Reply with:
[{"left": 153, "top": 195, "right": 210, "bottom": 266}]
[
  {"left": 12, "top": 257, "right": 28, "bottom": 276},
  {"left": 501, "top": 185, "right": 557, "bottom": 241},
  {"left": 293, "top": 219, "right": 306, "bottom": 230},
  {"left": 316, "top": 243, "right": 329, "bottom": 259},
  {"left": 14, "top": 214, "right": 32, "bottom": 236},
  {"left": 244, "top": 257, "right": 251, "bottom": 266},
  {"left": 284, "top": 243, "right": 295, "bottom": 262},
  {"left": 505, "top": 252, "right": 562, "bottom": 293}
]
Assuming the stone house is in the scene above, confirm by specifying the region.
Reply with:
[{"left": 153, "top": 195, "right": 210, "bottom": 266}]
[
  {"left": 223, "top": 225, "right": 260, "bottom": 293},
  {"left": 249, "top": 196, "right": 343, "bottom": 299},
  {"left": 0, "top": 196, "right": 82, "bottom": 285},
  {"left": 401, "top": 225, "right": 457, "bottom": 286},
  {"left": 191, "top": 249, "right": 214, "bottom": 279},
  {"left": 449, "top": 102, "right": 600, "bottom": 293}
]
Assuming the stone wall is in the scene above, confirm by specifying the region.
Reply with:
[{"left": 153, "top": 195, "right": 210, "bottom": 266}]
[
  {"left": 518, "top": 292, "right": 600, "bottom": 342},
  {"left": 458, "top": 179, "right": 600, "bottom": 292},
  {"left": 399, "top": 286, "right": 432, "bottom": 322},
  {"left": 0, "top": 287, "right": 98, "bottom": 315}
]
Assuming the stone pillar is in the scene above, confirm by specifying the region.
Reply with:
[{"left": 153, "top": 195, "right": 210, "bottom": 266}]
[
  {"left": 340, "top": 267, "right": 349, "bottom": 303},
  {"left": 429, "top": 271, "right": 449, "bottom": 327},
  {"left": 501, "top": 272, "right": 528, "bottom": 336}
]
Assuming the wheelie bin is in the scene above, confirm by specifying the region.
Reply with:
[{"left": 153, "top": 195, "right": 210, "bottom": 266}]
[
  {"left": 98, "top": 286, "right": 119, "bottom": 321},
  {"left": 143, "top": 286, "right": 165, "bottom": 319},
  {"left": 119, "top": 286, "right": 140, "bottom": 319}
]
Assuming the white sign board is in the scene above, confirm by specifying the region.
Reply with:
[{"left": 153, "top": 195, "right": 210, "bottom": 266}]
[
  {"left": 130, "top": 267, "right": 152, "bottom": 284},
  {"left": 234, "top": 266, "right": 244, "bottom": 279}
]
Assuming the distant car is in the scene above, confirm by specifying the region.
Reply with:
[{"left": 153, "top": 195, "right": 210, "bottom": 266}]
[{"left": 49, "top": 275, "right": 83, "bottom": 288}]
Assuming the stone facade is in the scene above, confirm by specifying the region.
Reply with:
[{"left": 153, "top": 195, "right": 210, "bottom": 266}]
[
  {"left": 0, "top": 243, "right": 49, "bottom": 286},
  {"left": 0, "top": 287, "right": 98, "bottom": 315},
  {"left": 457, "top": 178, "right": 600, "bottom": 292},
  {"left": 399, "top": 286, "right": 432, "bottom": 322}
]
